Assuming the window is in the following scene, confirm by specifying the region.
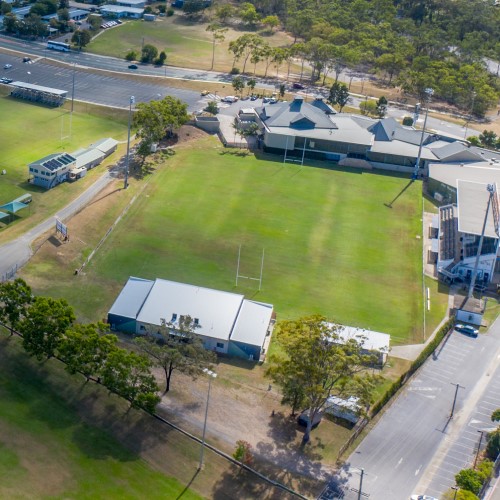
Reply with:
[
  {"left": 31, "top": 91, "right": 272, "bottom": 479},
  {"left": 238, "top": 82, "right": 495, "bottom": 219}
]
[
  {"left": 171, "top": 313, "right": 177, "bottom": 322},
  {"left": 216, "top": 342, "right": 224, "bottom": 349},
  {"left": 139, "top": 325, "right": 146, "bottom": 331}
]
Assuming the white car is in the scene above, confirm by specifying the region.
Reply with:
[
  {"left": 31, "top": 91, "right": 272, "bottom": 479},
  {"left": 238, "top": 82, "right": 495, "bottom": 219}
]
[
  {"left": 410, "top": 495, "right": 439, "bottom": 500},
  {"left": 4, "top": 64, "right": 12, "bottom": 69},
  {"left": 221, "top": 96, "right": 238, "bottom": 103}
]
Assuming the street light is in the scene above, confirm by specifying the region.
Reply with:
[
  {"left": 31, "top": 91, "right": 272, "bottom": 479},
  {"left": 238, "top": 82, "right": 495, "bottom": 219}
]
[
  {"left": 198, "top": 368, "right": 217, "bottom": 471},
  {"left": 123, "top": 96, "right": 135, "bottom": 190},
  {"left": 412, "top": 87, "right": 433, "bottom": 181},
  {"left": 26, "top": 71, "right": 31, "bottom": 83},
  {"left": 464, "top": 91, "right": 477, "bottom": 140},
  {"left": 451, "top": 486, "right": 459, "bottom": 500}
]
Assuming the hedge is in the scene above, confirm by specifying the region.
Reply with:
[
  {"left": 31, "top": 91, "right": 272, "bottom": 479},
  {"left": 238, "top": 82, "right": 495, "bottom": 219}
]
[{"left": 370, "top": 316, "right": 455, "bottom": 417}]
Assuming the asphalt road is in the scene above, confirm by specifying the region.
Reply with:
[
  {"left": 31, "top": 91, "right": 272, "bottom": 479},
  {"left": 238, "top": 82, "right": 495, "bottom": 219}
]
[
  {"left": 0, "top": 51, "right": 207, "bottom": 111},
  {"left": 323, "top": 322, "right": 500, "bottom": 500}
]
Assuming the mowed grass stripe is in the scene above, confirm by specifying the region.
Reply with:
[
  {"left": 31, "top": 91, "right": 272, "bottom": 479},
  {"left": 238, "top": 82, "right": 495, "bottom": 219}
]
[{"left": 90, "top": 137, "right": 422, "bottom": 342}]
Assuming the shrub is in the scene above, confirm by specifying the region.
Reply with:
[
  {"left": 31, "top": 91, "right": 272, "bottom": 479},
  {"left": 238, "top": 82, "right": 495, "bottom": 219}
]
[
  {"left": 125, "top": 50, "right": 137, "bottom": 61},
  {"left": 455, "top": 469, "right": 483, "bottom": 495},
  {"left": 477, "top": 459, "right": 494, "bottom": 482},
  {"left": 166, "top": 7, "right": 174, "bottom": 16},
  {"left": 486, "top": 429, "right": 500, "bottom": 460},
  {"left": 402, "top": 116, "right": 414, "bottom": 126},
  {"left": 230, "top": 67, "right": 240, "bottom": 75},
  {"left": 233, "top": 440, "right": 253, "bottom": 465}
]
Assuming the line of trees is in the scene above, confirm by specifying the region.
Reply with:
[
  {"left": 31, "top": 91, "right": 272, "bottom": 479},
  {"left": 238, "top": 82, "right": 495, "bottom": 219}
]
[
  {"left": 0, "top": 279, "right": 160, "bottom": 413},
  {"left": 215, "top": 0, "right": 500, "bottom": 117}
]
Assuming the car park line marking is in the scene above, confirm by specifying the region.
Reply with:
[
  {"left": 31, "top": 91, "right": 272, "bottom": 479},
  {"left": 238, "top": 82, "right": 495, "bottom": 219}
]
[
  {"left": 396, "top": 457, "right": 403, "bottom": 468},
  {"left": 415, "top": 465, "right": 422, "bottom": 475}
]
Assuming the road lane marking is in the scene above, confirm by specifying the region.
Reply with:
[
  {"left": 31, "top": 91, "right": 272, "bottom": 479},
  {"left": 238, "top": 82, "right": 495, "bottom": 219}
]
[
  {"left": 415, "top": 465, "right": 422, "bottom": 475},
  {"left": 396, "top": 457, "right": 403, "bottom": 468}
]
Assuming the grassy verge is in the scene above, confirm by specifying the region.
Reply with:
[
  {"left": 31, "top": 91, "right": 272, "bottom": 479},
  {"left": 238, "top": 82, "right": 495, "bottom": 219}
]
[
  {"left": 0, "top": 335, "right": 202, "bottom": 499},
  {"left": 21, "top": 134, "right": 423, "bottom": 342},
  {"left": 87, "top": 17, "right": 293, "bottom": 74}
]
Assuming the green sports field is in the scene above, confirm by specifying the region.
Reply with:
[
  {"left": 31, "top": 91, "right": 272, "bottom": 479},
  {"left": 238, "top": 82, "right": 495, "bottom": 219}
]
[
  {"left": 0, "top": 94, "right": 127, "bottom": 235},
  {"left": 30, "top": 136, "right": 423, "bottom": 343}
]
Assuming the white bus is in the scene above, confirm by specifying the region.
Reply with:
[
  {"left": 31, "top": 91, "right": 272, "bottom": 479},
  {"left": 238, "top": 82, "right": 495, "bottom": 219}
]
[{"left": 47, "top": 41, "right": 71, "bottom": 52}]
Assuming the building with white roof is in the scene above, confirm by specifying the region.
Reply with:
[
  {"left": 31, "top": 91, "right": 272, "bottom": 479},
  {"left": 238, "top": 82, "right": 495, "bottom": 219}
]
[
  {"left": 108, "top": 277, "right": 275, "bottom": 360},
  {"left": 332, "top": 325, "right": 391, "bottom": 365},
  {"left": 99, "top": 4, "right": 144, "bottom": 18}
]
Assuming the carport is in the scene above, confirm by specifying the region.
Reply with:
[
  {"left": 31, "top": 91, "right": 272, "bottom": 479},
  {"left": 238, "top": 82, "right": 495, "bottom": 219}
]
[{"left": 0, "top": 200, "right": 29, "bottom": 223}]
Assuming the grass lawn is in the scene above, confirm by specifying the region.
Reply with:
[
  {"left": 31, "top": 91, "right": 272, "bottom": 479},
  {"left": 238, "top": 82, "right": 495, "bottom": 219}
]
[
  {"left": 0, "top": 336, "right": 202, "bottom": 500},
  {"left": 0, "top": 94, "right": 128, "bottom": 238},
  {"left": 22, "top": 135, "right": 424, "bottom": 343},
  {"left": 87, "top": 17, "right": 293, "bottom": 74}
]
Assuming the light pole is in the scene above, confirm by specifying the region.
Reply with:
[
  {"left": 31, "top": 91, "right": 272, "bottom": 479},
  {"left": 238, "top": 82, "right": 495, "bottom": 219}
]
[
  {"left": 450, "top": 382, "right": 465, "bottom": 419},
  {"left": 26, "top": 71, "right": 31, "bottom": 83},
  {"left": 123, "top": 96, "right": 135, "bottom": 190},
  {"left": 452, "top": 486, "right": 459, "bottom": 500},
  {"left": 412, "top": 87, "right": 433, "bottom": 181},
  {"left": 464, "top": 91, "right": 477, "bottom": 140},
  {"left": 198, "top": 368, "right": 217, "bottom": 471},
  {"left": 474, "top": 430, "right": 486, "bottom": 468}
]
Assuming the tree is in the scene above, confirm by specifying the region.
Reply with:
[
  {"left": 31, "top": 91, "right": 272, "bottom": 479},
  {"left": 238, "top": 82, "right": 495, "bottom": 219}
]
[
  {"left": 125, "top": 50, "right": 138, "bottom": 61},
  {"left": 247, "top": 78, "right": 256, "bottom": 94},
  {"left": 402, "top": 116, "right": 414, "bottom": 126},
  {"left": 58, "top": 323, "right": 118, "bottom": 382},
  {"left": 0, "top": 278, "right": 33, "bottom": 335},
  {"left": 479, "top": 130, "right": 498, "bottom": 149},
  {"left": 155, "top": 51, "right": 167, "bottom": 66},
  {"left": 239, "top": 2, "right": 260, "bottom": 26},
  {"left": 87, "top": 14, "right": 101, "bottom": 30},
  {"left": 1, "top": 2, "right": 12, "bottom": 15},
  {"left": 492, "top": 408, "right": 500, "bottom": 424},
  {"left": 133, "top": 95, "right": 189, "bottom": 152},
  {"left": 262, "top": 15, "right": 279, "bottom": 32},
  {"left": 442, "top": 489, "right": 479, "bottom": 500},
  {"left": 233, "top": 440, "right": 253, "bottom": 464},
  {"left": 231, "top": 76, "right": 245, "bottom": 96},
  {"left": 206, "top": 23, "right": 227, "bottom": 71},
  {"left": 141, "top": 44, "right": 158, "bottom": 64},
  {"left": 182, "top": 0, "right": 205, "bottom": 16},
  {"left": 328, "top": 82, "right": 351, "bottom": 112},
  {"left": 279, "top": 83, "right": 285, "bottom": 98},
  {"left": 71, "top": 29, "right": 91, "bottom": 49},
  {"left": 455, "top": 469, "right": 483, "bottom": 495},
  {"left": 376, "top": 96, "right": 388, "bottom": 118},
  {"left": 272, "top": 47, "right": 286, "bottom": 78},
  {"left": 18, "top": 296, "right": 75, "bottom": 360},
  {"left": 101, "top": 348, "right": 160, "bottom": 412},
  {"left": 214, "top": 3, "right": 234, "bottom": 24},
  {"left": 360, "top": 100, "right": 377, "bottom": 116},
  {"left": 206, "top": 100, "right": 218, "bottom": 115},
  {"left": 267, "top": 315, "right": 378, "bottom": 443},
  {"left": 134, "top": 315, "right": 215, "bottom": 393},
  {"left": 487, "top": 429, "right": 500, "bottom": 459},
  {"left": 228, "top": 34, "right": 262, "bottom": 74},
  {"left": 266, "top": 363, "right": 306, "bottom": 416}
]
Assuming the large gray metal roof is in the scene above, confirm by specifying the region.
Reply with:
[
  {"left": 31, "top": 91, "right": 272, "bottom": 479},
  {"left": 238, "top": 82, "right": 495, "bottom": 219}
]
[
  {"left": 230, "top": 300, "right": 273, "bottom": 347},
  {"left": 136, "top": 279, "right": 245, "bottom": 341},
  {"left": 108, "top": 277, "right": 154, "bottom": 319},
  {"left": 429, "top": 161, "right": 500, "bottom": 188},
  {"left": 10, "top": 81, "right": 68, "bottom": 96}
]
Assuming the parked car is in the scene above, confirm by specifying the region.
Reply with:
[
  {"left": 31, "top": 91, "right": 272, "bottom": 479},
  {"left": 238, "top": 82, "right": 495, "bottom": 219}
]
[
  {"left": 128, "top": 64, "right": 138, "bottom": 69},
  {"left": 263, "top": 97, "right": 271, "bottom": 103},
  {"left": 221, "top": 95, "right": 238, "bottom": 103},
  {"left": 22, "top": 57, "right": 31, "bottom": 63},
  {"left": 455, "top": 324, "right": 479, "bottom": 337},
  {"left": 292, "top": 82, "right": 305, "bottom": 89},
  {"left": 250, "top": 94, "right": 258, "bottom": 101},
  {"left": 4, "top": 64, "right": 12, "bottom": 69},
  {"left": 200, "top": 90, "right": 209, "bottom": 96},
  {"left": 1, "top": 78, "right": 13, "bottom": 84},
  {"left": 297, "top": 409, "right": 322, "bottom": 429},
  {"left": 410, "top": 496, "right": 439, "bottom": 500}
]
